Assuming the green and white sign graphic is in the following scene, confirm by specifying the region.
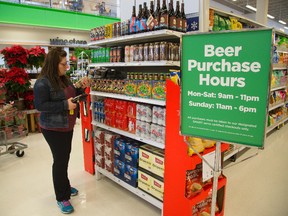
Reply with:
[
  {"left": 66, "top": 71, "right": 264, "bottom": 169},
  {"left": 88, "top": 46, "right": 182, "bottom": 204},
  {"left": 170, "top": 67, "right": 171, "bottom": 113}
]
[{"left": 181, "top": 29, "right": 272, "bottom": 147}]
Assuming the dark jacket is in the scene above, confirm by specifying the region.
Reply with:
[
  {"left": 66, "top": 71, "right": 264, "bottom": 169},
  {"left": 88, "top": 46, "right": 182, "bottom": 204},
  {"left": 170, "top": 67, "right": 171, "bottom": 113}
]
[{"left": 33, "top": 76, "right": 84, "bottom": 128}]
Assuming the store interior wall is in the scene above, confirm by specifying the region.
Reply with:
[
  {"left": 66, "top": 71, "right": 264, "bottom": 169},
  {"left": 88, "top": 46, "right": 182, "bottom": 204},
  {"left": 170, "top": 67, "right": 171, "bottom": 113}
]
[{"left": 0, "top": 25, "right": 90, "bottom": 48}]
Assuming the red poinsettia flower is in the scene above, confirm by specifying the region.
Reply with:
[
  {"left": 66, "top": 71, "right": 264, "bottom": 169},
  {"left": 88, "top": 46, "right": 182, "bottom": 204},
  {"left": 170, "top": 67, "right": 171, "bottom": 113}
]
[
  {"left": 27, "top": 46, "right": 46, "bottom": 69},
  {"left": 23, "top": 90, "right": 34, "bottom": 102},
  {"left": 0, "top": 68, "right": 7, "bottom": 87},
  {"left": 0, "top": 45, "right": 28, "bottom": 68},
  {"left": 4, "top": 67, "right": 31, "bottom": 98}
]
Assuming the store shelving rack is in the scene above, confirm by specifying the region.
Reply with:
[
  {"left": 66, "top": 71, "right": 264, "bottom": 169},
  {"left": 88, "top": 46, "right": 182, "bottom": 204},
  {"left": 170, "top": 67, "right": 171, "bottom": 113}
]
[{"left": 83, "top": 29, "right": 231, "bottom": 215}]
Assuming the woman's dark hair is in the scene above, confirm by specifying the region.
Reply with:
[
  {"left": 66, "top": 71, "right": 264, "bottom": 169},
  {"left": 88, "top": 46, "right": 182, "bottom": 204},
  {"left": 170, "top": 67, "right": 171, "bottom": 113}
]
[{"left": 39, "top": 47, "right": 70, "bottom": 90}]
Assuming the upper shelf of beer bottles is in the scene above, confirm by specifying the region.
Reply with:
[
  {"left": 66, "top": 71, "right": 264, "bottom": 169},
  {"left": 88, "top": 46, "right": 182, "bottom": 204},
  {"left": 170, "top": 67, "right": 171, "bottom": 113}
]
[{"left": 87, "top": 29, "right": 183, "bottom": 47}]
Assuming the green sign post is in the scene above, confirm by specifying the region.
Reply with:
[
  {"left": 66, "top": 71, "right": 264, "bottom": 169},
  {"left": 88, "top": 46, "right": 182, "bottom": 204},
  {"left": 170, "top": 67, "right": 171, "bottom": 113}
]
[{"left": 181, "top": 29, "right": 272, "bottom": 148}]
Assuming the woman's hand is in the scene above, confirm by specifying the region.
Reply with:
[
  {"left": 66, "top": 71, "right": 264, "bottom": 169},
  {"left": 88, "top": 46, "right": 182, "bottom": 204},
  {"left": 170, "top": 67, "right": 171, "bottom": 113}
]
[{"left": 68, "top": 98, "right": 77, "bottom": 110}]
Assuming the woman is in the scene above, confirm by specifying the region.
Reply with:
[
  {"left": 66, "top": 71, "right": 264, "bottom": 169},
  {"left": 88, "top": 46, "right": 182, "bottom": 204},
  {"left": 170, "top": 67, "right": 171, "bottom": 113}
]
[{"left": 34, "top": 47, "right": 90, "bottom": 214}]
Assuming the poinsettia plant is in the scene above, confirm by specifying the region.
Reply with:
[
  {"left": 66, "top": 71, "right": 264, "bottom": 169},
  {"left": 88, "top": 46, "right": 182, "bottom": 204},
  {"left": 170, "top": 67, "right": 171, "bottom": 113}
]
[
  {"left": 0, "top": 68, "right": 7, "bottom": 87},
  {"left": 0, "top": 45, "right": 28, "bottom": 68},
  {"left": 3, "top": 67, "right": 31, "bottom": 99},
  {"left": 27, "top": 46, "right": 46, "bottom": 69},
  {"left": 23, "top": 90, "right": 34, "bottom": 109}
]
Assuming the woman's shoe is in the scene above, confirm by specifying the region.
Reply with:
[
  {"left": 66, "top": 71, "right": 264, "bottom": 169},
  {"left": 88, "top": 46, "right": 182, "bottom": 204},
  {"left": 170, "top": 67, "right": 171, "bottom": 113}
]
[
  {"left": 71, "top": 187, "right": 78, "bottom": 196},
  {"left": 57, "top": 200, "right": 74, "bottom": 214}
]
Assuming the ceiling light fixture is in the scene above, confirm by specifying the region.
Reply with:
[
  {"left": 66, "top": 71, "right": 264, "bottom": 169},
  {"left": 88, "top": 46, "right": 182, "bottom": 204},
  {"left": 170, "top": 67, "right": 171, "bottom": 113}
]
[
  {"left": 279, "top": 20, "right": 287, "bottom": 25},
  {"left": 246, "top": 4, "right": 274, "bottom": 19},
  {"left": 246, "top": 4, "right": 257, "bottom": 11},
  {"left": 284, "top": 27, "right": 288, "bottom": 30}
]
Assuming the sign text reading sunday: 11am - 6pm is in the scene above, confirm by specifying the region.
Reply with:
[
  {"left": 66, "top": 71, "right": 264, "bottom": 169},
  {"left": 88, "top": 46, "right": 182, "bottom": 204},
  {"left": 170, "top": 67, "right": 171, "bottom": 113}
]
[{"left": 188, "top": 45, "right": 261, "bottom": 87}]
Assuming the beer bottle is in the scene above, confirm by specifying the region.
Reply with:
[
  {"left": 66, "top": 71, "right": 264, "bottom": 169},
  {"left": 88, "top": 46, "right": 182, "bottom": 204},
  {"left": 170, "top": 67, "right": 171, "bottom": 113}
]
[
  {"left": 168, "top": 0, "right": 176, "bottom": 30},
  {"left": 175, "top": 1, "right": 182, "bottom": 32},
  {"left": 136, "top": 4, "right": 143, "bottom": 33},
  {"left": 130, "top": 5, "right": 137, "bottom": 34},
  {"left": 160, "top": 0, "right": 168, "bottom": 29},
  {"left": 141, "top": 2, "right": 149, "bottom": 32},
  {"left": 149, "top": 1, "right": 154, "bottom": 16},
  {"left": 147, "top": 1, "right": 155, "bottom": 31},
  {"left": 181, "top": 0, "right": 187, "bottom": 32},
  {"left": 154, "top": 0, "right": 161, "bottom": 30}
]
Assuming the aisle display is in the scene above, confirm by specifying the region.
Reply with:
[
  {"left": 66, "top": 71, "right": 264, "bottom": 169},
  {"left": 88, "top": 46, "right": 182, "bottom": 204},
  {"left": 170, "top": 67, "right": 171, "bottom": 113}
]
[{"left": 88, "top": 29, "right": 180, "bottom": 210}]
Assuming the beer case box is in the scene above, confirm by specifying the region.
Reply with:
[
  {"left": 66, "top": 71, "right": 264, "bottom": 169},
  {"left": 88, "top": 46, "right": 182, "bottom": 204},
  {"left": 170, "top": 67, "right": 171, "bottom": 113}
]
[
  {"left": 124, "top": 164, "right": 138, "bottom": 187},
  {"left": 138, "top": 168, "right": 164, "bottom": 201},
  {"left": 104, "top": 132, "right": 118, "bottom": 148},
  {"left": 124, "top": 80, "right": 137, "bottom": 97},
  {"left": 104, "top": 145, "right": 113, "bottom": 161},
  {"left": 105, "top": 24, "right": 113, "bottom": 39},
  {"left": 114, "top": 159, "right": 125, "bottom": 180},
  {"left": 138, "top": 169, "right": 152, "bottom": 193},
  {"left": 125, "top": 141, "right": 139, "bottom": 167},
  {"left": 114, "top": 138, "right": 126, "bottom": 162},
  {"left": 150, "top": 175, "right": 164, "bottom": 201},
  {"left": 151, "top": 149, "right": 165, "bottom": 178},
  {"left": 139, "top": 144, "right": 158, "bottom": 172},
  {"left": 137, "top": 80, "right": 152, "bottom": 98},
  {"left": 105, "top": 158, "right": 114, "bottom": 174},
  {"left": 94, "top": 129, "right": 105, "bottom": 144},
  {"left": 151, "top": 80, "right": 166, "bottom": 100},
  {"left": 94, "top": 142, "right": 105, "bottom": 156},
  {"left": 95, "top": 154, "right": 105, "bottom": 169}
]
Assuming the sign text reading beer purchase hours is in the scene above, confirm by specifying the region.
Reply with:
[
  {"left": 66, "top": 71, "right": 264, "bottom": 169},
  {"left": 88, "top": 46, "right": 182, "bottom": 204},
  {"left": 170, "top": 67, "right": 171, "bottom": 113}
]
[
  {"left": 181, "top": 29, "right": 272, "bottom": 147},
  {"left": 188, "top": 45, "right": 261, "bottom": 88}
]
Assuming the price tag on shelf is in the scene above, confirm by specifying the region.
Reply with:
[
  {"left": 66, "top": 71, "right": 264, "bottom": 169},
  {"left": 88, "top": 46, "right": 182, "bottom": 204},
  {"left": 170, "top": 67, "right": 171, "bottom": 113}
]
[{"left": 202, "top": 151, "right": 215, "bottom": 182}]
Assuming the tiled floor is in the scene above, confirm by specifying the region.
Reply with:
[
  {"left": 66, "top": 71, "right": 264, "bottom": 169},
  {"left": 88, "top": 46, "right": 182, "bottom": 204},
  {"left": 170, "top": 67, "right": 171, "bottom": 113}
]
[{"left": 0, "top": 120, "right": 288, "bottom": 216}]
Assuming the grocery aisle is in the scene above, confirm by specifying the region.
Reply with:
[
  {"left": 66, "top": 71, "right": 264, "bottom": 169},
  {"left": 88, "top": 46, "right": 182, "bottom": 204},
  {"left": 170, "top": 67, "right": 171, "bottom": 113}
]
[{"left": 0, "top": 119, "right": 287, "bottom": 216}]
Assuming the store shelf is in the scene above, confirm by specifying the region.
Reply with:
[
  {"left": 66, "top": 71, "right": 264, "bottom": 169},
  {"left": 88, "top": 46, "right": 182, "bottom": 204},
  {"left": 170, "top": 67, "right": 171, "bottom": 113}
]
[
  {"left": 92, "top": 121, "right": 165, "bottom": 149},
  {"left": 266, "top": 116, "right": 288, "bottom": 133},
  {"left": 269, "top": 102, "right": 285, "bottom": 111},
  {"left": 273, "top": 66, "right": 287, "bottom": 70},
  {"left": 90, "top": 91, "right": 166, "bottom": 106},
  {"left": 88, "top": 61, "right": 180, "bottom": 68},
  {"left": 224, "top": 146, "right": 246, "bottom": 161},
  {"left": 276, "top": 50, "right": 288, "bottom": 54},
  {"left": 88, "top": 29, "right": 183, "bottom": 47},
  {"left": 211, "top": 7, "right": 265, "bottom": 28},
  {"left": 270, "top": 85, "right": 287, "bottom": 91},
  {"left": 96, "top": 166, "right": 163, "bottom": 209}
]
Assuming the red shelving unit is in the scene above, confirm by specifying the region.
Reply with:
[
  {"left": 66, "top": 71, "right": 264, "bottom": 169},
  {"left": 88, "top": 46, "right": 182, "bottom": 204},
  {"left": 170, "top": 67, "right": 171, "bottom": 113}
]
[
  {"left": 80, "top": 87, "right": 95, "bottom": 175},
  {"left": 163, "top": 80, "right": 229, "bottom": 216}
]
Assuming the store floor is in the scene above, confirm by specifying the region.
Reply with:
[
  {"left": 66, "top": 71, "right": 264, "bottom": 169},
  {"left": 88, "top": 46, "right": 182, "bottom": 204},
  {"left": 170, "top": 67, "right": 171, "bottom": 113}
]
[{"left": 0, "top": 120, "right": 288, "bottom": 216}]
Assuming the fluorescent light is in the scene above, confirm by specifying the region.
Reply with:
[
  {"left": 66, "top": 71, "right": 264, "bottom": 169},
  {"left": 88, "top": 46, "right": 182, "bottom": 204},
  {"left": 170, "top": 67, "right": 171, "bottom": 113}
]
[
  {"left": 246, "top": 4, "right": 274, "bottom": 19},
  {"left": 246, "top": 4, "right": 257, "bottom": 11},
  {"left": 232, "top": 0, "right": 237, "bottom": 1},
  {"left": 284, "top": 27, "right": 288, "bottom": 30},
  {"left": 279, "top": 20, "right": 287, "bottom": 25}
]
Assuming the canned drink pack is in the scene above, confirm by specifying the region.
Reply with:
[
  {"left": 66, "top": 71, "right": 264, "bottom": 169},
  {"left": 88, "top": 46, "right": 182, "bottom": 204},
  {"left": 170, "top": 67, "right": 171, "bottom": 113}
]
[
  {"left": 149, "top": 43, "right": 154, "bottom": 61},
  {"left": 133, "top": 45, "right": 139, "bottom": 62},
  {"left": 144, "top": 43, "right": 149, "bottom": 61},
  {"left": 138, "top": 44, "right": 144, "bottom": 61},
  {"left": 129, "top": 45, "right": 134, "bottom": 62},
  {"left": 154, "top": 42, "right": 160, "bottom": 61},
  {"left": 125, "top": 45, "right": 130, "bottom": 62}
]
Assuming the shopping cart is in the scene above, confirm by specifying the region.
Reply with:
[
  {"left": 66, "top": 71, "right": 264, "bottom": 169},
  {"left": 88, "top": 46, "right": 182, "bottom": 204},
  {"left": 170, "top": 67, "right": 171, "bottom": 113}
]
[{"left": 0, "top": 106, "right": 28, "bottom": 158}]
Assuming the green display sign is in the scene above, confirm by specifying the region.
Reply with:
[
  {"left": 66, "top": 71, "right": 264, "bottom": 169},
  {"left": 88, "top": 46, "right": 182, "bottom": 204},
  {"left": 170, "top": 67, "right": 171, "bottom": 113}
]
[{"left": 181, "top": 29, "right": 272, "bottom": 148}]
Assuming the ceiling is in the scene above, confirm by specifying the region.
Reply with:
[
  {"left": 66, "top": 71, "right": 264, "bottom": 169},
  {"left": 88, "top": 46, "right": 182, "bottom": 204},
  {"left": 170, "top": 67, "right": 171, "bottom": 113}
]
[{"left": 213, "top": 0, "right": 288, "bottom": 27}]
